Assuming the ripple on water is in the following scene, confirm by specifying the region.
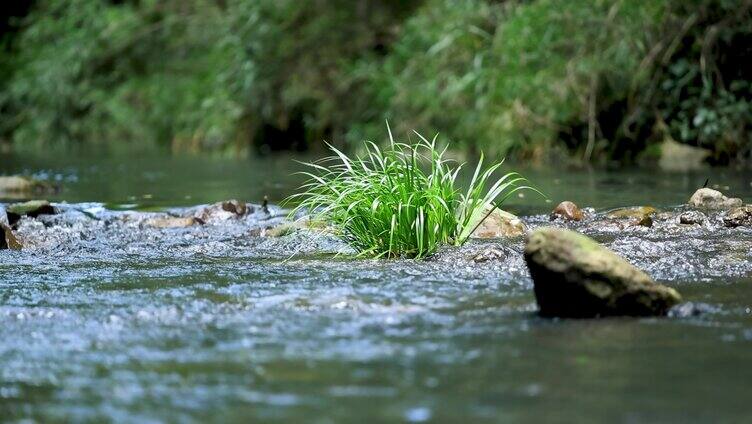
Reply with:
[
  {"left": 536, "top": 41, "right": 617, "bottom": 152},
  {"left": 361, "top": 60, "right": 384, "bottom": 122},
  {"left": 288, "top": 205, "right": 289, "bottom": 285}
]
[{"left": 2, "top": 204, "right": 752, "bottom": 421}]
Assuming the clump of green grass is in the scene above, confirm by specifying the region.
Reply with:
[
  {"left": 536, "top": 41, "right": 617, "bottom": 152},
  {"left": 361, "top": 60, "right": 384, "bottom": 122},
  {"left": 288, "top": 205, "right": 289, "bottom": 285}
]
[{"left": 288, "top": 126, "right": 534, "bottom": 258}]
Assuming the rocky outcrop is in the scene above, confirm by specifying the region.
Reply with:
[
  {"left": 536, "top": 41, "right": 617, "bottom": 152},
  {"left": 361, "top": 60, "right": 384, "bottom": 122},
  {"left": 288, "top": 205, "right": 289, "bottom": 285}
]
[
  {"left": 550, "top": 201, "right": 583, "bottom": 221},
  {"left": 688, "top": 188, "right": 742, "bottom": 210},
  {"left": 524, "top": 227, "right": 681, "bottom": 317}
]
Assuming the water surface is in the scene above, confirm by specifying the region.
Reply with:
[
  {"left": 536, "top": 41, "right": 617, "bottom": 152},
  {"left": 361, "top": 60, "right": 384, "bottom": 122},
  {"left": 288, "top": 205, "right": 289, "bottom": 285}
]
[{"left": 2, "top": 152, "right": 752, "bottom": 422}]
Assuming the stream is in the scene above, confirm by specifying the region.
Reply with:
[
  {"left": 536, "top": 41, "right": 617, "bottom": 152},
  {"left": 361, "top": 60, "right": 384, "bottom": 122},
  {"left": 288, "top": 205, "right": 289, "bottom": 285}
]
[{"left": 2, "top": 152, "right": 752, "bottom": 422}]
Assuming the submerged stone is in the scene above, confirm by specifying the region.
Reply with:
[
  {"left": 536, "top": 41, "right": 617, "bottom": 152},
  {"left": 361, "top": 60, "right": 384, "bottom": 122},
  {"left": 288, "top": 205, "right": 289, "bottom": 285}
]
[
  {"left": 550, "top": 201, "right": 584, "bottom": 221},
  {"left": 265, "top": 222, "right": 299, "bottom": 237},
  {"left": 723, "top": 206, "right": 752, "bottom": 228},
  {"left": 524, "top": 227, "right": 681, "bottom": 318},
  {"left": 688, "top": 188, "right": 742, "bottom": 210},
  {"left": 144, "top": 216, "right": 201, "bottom": 229},
  {"left": 471, "top": 247, "right": 508, "bottom": 263},
  {"left": 679, "top": 210, "right": 706, "bottom": 225},
  {"left": 607, "top": 206, "right": 657, "bottom": 220},
  {"left": 471, "top": 208, "right": 526, "bottom": 239}
]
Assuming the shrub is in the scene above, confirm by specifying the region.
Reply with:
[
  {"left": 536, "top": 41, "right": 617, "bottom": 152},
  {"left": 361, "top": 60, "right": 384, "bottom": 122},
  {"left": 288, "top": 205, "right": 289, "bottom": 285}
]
[{"left": 289, "top": 125, "right": 533, "bottom": 258}]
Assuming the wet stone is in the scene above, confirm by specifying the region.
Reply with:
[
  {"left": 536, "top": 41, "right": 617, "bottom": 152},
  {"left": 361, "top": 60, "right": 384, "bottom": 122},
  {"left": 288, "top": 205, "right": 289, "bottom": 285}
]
[
  {"left": 679, "top": 210, "right": 706, "bottom": 225},
  {"left": 632, "top": 215, "right": 653, "bottom": 228},
  {"left": 0, "top": 224, "right": 22, "bottom": 250},
  {"left": 471, "top": 247, "right": 508, "bottom": 263},
  {"left": 221, "top": 199, "right": 252, "bottom": 216},
  {"left": 471, "top": 208, "right": 526, "bottom": 239},
  {"left": 524, "top": 227, "right": 682, "bottom": 318},
  {"left": 723, "top": 206, "right": 752, "bottom": 228},
  {"left": 607, "top": 206, "right": 657, "bottom": 220},
  {"left": 195, "top": 200, "right": 253, "bottom": 223},
  {"left": 688, "top": 188, "right": 742, "bottom": 210},
  {"left": 144, "top": 216, "right": 201, "bottom": 229},
  {"left": 550, "top": 201, "right": 584, "bottom": 221},
  {"left": 6, "top": 200, "right": 56, "bottom": 225}
]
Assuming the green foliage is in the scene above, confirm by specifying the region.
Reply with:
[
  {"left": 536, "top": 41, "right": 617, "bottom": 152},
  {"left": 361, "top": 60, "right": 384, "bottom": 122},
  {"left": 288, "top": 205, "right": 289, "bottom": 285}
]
[
  {"left": 1, "top": 0, "right": 240, "bottom": 151},
  {"left": 358, "top": 0, "right": 668, "bottom": 158},
  {"left": 0, "top": 0, "right": 750, "bottom": 163},
  {"left": 289, "top": 125, "right": 531, "bottom": 258}
]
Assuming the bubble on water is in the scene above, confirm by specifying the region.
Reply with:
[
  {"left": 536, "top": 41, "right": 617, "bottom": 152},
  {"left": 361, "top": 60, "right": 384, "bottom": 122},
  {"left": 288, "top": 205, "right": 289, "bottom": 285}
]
[
  {"left": 405, "top": 407, "right": 432, "bottom": 422},
  {"left": 522, "top": 383, "right": 543, "bottom": 397}
]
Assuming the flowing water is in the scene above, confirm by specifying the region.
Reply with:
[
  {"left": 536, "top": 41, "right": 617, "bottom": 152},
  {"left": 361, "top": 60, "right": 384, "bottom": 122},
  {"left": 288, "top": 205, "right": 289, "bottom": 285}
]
[{"left": 2, "top": 152, "right": 752, "bottom": 423}]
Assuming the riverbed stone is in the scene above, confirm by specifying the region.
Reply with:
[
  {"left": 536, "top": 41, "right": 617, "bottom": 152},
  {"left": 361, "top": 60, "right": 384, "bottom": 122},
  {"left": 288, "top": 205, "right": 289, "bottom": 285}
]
[
  {"left": 0, "top": 176, "right": 56, "bottom": 196},
  {"left": 144, "top": 216, "right": 201, "bottom": 229},
  {"left": 221, "top": 199, "right": 251, "bottom": 216},
  {"left": 607, "top": 206, "right": 657, "bottom": 220},
  {"left": 6, "top": 200, "right": 56, "bottom": 225},
  {"left": 471, "top": 208, "right": 526, "bottom": 239},
  {"left": 471, "top": 247, "right": 508, "bottom": 263},
  {"left": 723, "top": 205, "right": 752, "bottom": 228},
  {"left": 688, "top": 188, "right": 742, "bottom": 210},
  {"left": 0, "top": 224, "right": 22, "bottom": 250},
  {"left": 195, "top": 199, "right": 253, "bottom": 222},
  {"left": 524, "top": 227, "right": 681, "bottom": 317},
  {"left": 550, "top": 201, "right": 584, "bottom": 221},
  {"left": 632, "top": 215, "right": 653, "bottom": 228},
  {"left": 679, "top": 210, "right": 705, "bottom": 225}
]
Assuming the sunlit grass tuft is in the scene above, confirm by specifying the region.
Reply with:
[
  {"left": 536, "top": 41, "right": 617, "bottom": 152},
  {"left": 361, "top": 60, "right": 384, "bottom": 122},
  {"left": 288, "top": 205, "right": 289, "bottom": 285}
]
[{"left": 288, "top": 125, "right": 535, "bottom": 258}]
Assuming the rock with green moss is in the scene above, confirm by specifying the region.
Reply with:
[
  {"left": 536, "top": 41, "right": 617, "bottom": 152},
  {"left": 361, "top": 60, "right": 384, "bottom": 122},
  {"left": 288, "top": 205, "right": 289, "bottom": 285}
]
[
  {"left": 524, "top": 227, "right": 681, "bottom": 317},
  {"left": 4, "top": 200, "right": 56, "bottom": 226},
  {"left": 607, "top": 206, "right": 657, "bottom": 220}
]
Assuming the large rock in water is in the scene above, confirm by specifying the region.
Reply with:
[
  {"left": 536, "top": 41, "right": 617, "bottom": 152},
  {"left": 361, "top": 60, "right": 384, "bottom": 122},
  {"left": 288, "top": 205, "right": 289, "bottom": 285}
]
[
  {"left": 524, "top": 227, "right": 681, "bottom": 317},
  {"left": 0, "top": 176, "right": 57, "bottom": 196},
  {"left": 688, "top": 188, "right": 742, "bottom": 210}
]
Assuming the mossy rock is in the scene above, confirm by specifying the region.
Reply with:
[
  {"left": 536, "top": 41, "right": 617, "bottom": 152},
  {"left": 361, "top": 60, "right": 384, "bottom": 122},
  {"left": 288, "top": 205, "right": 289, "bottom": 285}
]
[
  {"left": 524, "top": 227, "right": 681, "bottom": 317},
  {"left": 606, "top": 206, "right": 657, "bottom": 219},
  {"left": 7, "top": 200, "right": 55, "bottom": 216},
  {"left": 6, "top": 200, "right": 56, "bottom": 226}
]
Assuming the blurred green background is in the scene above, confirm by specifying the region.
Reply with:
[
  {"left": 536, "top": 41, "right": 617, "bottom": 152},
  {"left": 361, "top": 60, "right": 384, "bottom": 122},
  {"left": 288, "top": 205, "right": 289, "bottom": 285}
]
[{"left": 0, "top": 0, "right": 750, "bottom": 164}]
